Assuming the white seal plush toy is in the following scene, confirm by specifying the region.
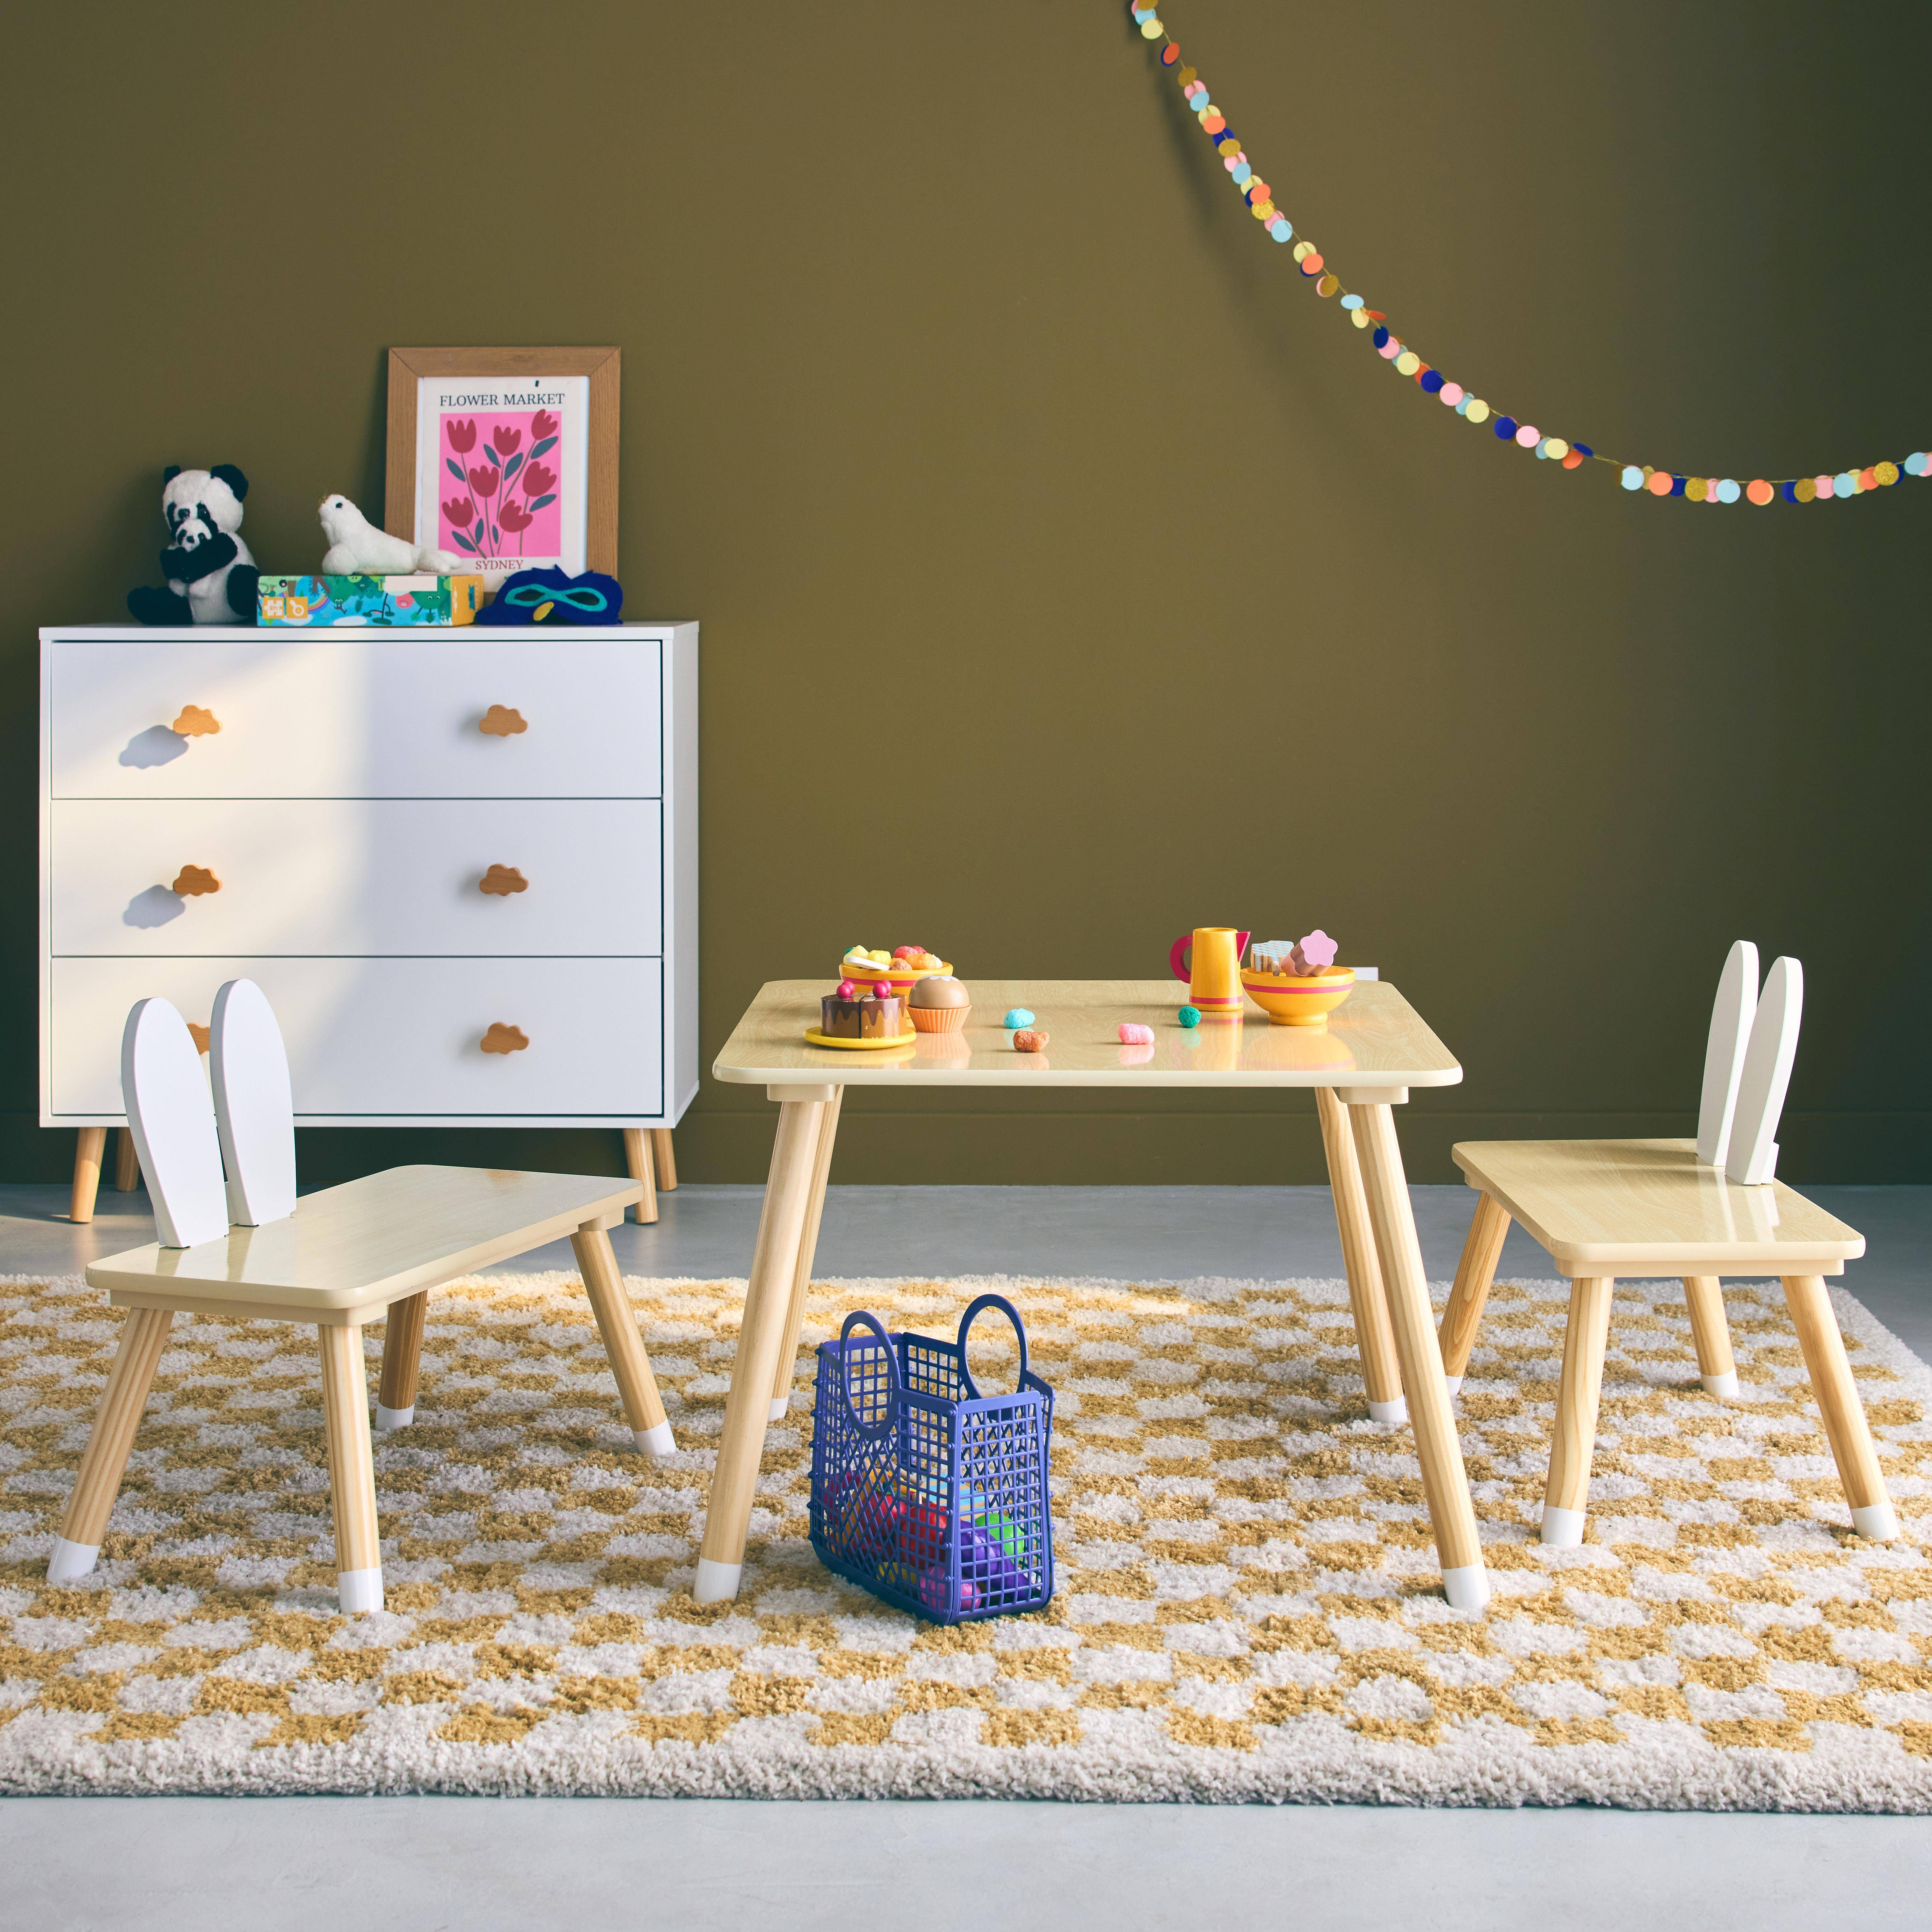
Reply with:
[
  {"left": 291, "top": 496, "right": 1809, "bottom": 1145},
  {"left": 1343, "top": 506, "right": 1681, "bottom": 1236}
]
[
  {"left": 317, "top": 493, "right": 464, "bottom": 575},
  {"left": 127, "top": 465, "right": 260, "bottom": 624}
]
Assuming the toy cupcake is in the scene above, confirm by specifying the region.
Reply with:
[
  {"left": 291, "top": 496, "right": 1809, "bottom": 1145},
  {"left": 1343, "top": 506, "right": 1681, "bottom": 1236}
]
[{"left": 908, "top": 974, "right": 971, "bottom": 1032}]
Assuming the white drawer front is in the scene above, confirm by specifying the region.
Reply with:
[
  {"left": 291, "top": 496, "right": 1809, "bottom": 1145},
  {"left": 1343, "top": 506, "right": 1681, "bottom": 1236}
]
[
  {"left": 47, "top": 636, "right": 662, "bottom": 798},
  {"left": 50, "top": 957, "right": 662, "bottom": 1118},
  {"left": 51, "top": 800, "right": 662, "bottom": 957}
]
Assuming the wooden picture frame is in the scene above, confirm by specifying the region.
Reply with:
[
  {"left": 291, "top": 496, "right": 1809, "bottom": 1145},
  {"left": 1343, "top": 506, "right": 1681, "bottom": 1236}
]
[{"left": 384, "top": 346, "right": 620, "bottom": 577}]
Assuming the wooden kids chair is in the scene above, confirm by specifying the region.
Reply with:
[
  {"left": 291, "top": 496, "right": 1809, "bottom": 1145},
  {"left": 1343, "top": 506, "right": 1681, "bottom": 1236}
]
[
  {"left": 48, "top": 982, "right": 675, "bottom": 1613},
  {"left": 1438, "top": 943, "right": 1898, "bottom": 1550}
]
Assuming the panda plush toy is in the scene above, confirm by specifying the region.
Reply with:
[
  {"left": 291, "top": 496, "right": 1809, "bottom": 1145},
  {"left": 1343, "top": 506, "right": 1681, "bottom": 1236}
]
[{"left": 127, "top": 465, "right": 260, "bottom": 625}]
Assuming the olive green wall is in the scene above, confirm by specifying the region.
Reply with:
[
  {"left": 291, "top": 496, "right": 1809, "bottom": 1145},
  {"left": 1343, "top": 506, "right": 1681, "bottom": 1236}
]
[{"left": 3, "top": 1, "right": 1927, "bottom": 1190}]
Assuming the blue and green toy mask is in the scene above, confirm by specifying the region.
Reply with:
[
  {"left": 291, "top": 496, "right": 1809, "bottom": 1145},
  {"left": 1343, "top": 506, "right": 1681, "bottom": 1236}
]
[{"left": 477, "top": 567, "right": 624, "bottom": 625}]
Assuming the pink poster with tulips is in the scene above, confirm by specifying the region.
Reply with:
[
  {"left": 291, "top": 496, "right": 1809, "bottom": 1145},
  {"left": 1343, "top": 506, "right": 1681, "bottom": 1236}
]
[{"left": 438, "top": 408, "right": 563, "bottom": 562}]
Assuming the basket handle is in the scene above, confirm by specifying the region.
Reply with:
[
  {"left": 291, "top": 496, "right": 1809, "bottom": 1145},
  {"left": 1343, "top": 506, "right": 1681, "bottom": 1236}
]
[
  {"left": 838, "top": 1309, "right": 901, "bottom": 1439},
  {"left": 956, "top": 1292, "right": 1029, "bottom": 1401}
]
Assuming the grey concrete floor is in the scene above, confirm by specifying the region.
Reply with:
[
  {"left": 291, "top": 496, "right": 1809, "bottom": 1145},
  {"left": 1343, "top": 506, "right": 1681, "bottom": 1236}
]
[{"left": 2, "top": 1178, "right": 1929, "bottom": 1927}]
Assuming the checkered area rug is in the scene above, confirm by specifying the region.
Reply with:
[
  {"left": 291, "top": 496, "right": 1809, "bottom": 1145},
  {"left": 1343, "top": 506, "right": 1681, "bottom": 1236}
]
[{"left": 2, "top": 1268, "right": 1930, "bottom": 1805}]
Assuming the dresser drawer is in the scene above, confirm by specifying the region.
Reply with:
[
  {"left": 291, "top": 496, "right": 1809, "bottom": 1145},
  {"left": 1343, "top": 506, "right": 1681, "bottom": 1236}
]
[
  {"left": 46, "top": 636, "right": 661, "bottom": 798},
  {"left": 50, "top": 800, "right": 662, "bottom": 957},
  {"left": 50, "top": 957, "right": 663, "bottom": 1121}
]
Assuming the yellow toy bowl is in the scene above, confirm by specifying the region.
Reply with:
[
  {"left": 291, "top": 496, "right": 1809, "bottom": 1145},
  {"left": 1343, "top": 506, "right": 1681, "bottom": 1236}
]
[
  {"left": 1241, "top": 966, "right": 1356, "bottom": 1026},
  {"left": 835, "top": 957, "right": 951, "bottom": 999}
]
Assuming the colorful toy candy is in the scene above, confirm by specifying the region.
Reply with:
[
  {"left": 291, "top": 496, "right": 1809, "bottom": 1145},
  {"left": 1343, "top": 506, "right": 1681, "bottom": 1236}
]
[
  {"left": 1178, "top": 1005, "right": 1201, "bottom": 1027},
  {"left": 1119, "top": 1022, "right": 1154, "bottom": 1045},
  {"left": 1003, "top": 1009, "right": 1034, "bottom": 1028},
  {"left": 1012, "top": 1029, "right": 1048, "bottom": 1052}
]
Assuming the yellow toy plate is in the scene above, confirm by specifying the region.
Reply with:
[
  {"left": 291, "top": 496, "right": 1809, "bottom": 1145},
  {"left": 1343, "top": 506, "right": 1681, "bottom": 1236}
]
[{"left": 803, "top": 1027, "right": 918, "bottom": 1051}]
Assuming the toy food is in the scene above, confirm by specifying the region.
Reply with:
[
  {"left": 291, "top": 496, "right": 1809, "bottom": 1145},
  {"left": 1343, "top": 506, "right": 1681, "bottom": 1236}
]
[
  {"left": 1178, "top": 1005, "right": 1201, "bottom": 1028},
  {"left": 1003, "top": 1008, "right": 1034, "bottom": 1029},
  {"left": 1119, "top": 1022, "right": 1154, "bottom": 1045},
  {"left": 909, "top": 974, "right": 971, "bottom": 1032},
  {"left": 1291, "top": 929, "right": 1338, "bottom": 974},
  {"left": 819, "top": 986, "right": 907, "bottom": 1041},
  {"left": 840, "top": 943, "right": 951, "bottom": 998},
  {"left": 1012, "top": 1029, "right": 1048, "bottom": 1052}
]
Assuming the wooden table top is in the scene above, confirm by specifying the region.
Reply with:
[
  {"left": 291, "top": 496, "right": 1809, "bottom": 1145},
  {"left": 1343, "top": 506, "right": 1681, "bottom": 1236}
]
[
  {"left": 712, "top": 979, "right": 1462, "bottom": 1089},
  {"left": 1453, "top": 1138, "right": 1865, "bottom": 1274}
]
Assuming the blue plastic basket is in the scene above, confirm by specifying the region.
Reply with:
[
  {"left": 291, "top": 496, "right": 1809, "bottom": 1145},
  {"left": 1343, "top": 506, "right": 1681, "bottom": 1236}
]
[{"left": 809, "top": 1294, "right": 1055, "bottom": 1623}]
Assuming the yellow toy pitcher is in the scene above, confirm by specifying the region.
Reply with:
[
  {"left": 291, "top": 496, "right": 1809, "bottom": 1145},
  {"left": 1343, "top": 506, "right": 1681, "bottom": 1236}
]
[{"left": 1169, "top": 927, "right": 1250, "bottom": 1018}]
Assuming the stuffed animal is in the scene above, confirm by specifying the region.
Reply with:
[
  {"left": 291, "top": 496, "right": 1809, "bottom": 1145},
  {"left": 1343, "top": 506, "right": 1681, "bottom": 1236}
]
[
  {"left": 127, "top": 465, "right": 260, "bottom": 625},
  {"left": 317, "top": 494, "right": 463, "bottom": 575},
  {"left": 473, "top": 567, "right": 624, "bottom": 624}
]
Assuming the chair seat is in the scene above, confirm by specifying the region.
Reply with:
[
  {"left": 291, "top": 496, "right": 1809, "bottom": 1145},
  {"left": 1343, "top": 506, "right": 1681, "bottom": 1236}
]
[
  {"left": 85, "top": 1164, "right": 643, "bottom": 1322},
  {"left": 1451, "top": 1137, "right": 1864, "bottom": 1277}
]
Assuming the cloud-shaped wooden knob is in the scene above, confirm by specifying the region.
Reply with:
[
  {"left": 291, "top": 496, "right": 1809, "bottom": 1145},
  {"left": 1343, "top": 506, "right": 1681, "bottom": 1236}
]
[
  {"left": 479, "top": 705, "right": 528, "bottom": 736},
  {"left": 480, "top": 864, "right": 528, "bottom": 896},
  {"left": 172, "top": 705, "right": 220, "bottom": 736},
  {"left": 481, "top": 1023, "right": 529, "bottom": 1054},
  {"left": 186, "top": 1022, "right": 211, "bottom": 1054},
  {"left": 172, "top": 864, "right": 221, "bottom": 896}
]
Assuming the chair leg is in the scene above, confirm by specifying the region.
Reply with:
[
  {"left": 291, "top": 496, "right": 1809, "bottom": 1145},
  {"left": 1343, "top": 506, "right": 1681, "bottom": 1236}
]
[
  {"left": 771, "top": 1088, "right": 843, "bottom": 1420},
  {"left": 376, "top": 1291, "right": 428, "bottom": 1430},
  {"left": 1782, "top": 1274, "right": 1899, "bottom": 1541},
  {"left": 622, "top": 1127, "right": 659, "bottom": 1225},
  {"left": 571, "top": 1222, "right": 674, "bottom": 1457},
  {"left": 114, "top": 1127, "right": 141, "bottom": 1193},
  {"left": 50, "top": 1306, "right": 174, "bottom": 1581},
  {"left": 1316, "top": 1086, "right": 1405, "bottom": 1424},
  {"left": 318, "top": 1324, "right": 383, "bottom": 1614},
  {"left": 1542, "top": 1276, "right": 1614, "bottom": 1547},
  {"left": 1682, "top": 1276, "right": 1739, "bottom": 1398},
  {"left": 70, "top": 1128, "right": 107, "bottom": 1224},
  {"left": 1440, "top": 1192, "right": 1511, "bottom": 1394},
  {"left": 651, "top": 1128, "right": 677, "bottom": 1192}
]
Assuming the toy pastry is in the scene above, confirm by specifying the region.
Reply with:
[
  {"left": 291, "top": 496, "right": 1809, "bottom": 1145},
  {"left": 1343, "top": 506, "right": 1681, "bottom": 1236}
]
[
  {"left": 909, "top": 975, "right": 971, "bottom": 1033},
  {"left": 819, "top": 985, "right": 906, "bottom": 1041}
]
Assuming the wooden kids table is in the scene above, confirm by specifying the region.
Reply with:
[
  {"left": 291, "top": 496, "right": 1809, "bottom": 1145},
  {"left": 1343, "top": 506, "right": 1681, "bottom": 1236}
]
[{"left": 698, "top": 978, "right": 1492, "bottom": 1610}]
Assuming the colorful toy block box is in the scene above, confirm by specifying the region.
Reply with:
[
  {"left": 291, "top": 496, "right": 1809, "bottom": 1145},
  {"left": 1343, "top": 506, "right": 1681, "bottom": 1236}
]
[{"left": 257, "top": 574, "right": 489, "bottom": 626}]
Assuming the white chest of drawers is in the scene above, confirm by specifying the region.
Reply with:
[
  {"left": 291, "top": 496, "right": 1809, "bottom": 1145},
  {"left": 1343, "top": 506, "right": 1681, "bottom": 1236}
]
[{"left": 39, "top": 622, "right": 697, "bottom": 1135}]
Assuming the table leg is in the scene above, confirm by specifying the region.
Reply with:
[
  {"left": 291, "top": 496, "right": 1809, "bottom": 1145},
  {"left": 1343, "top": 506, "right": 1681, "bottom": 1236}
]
[
  {"left": 771, "top": 1087, "right": 844, "bottom": 1421},
  {"left": 318, "top": 1323, "right": 383, "bottom": 1615},
  {"left": 1439, "top": 1192, "right": 1511, "bottom": 1395},
  {"left": 50, "top": 1306, "right": 174, "bottom": 1581},
  {"left": 1315, "top": 1087, "right": 1404, "bottom": 1423},
  {"left": 572, "top": 1223, "right": 675, "bottom": 1456},
  {"left": 376, "top": 1290, "right": 428, "bottom": 1430},
  {"left": 695, "top": 1098, "right": 828, "bottom": 1602},
  {"left": 1782, "top": 1274, "right": 1899, "bottom": 1541},
  {"left": 1682, "top": 1276, "right": 1739, "bottom": 1398},
  {"left": 1541, "top": 1275, "right": 1613, "bottom": 1547},
  {"left": 1347, "top": 1101, "right": 1490, "bottom": 1611}
]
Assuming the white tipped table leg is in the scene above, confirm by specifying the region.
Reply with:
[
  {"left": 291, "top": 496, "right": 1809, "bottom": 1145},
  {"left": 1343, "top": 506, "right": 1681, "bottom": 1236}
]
[
  {"left": 319, "top": 1323, "right": 384, "bottom": 1615},
  {"left": 571, "top": 1224, "right": 675, "bottom": 1457},
  {"left": 377, "top": 1291, "right": 427, "bottom": 1433},
  {"left": 770, "top": 1087, "right": 843, "bottom": 1422},
  {"left": 697, "top": 1097, "right": 828, "bottom": 1602},
  {"left": 1439, "top": 1191, "right": 1510, "bottom": 1390},
  {"left": 1542, "top": 1276, "right": 1613, "bottom": 1547},
  {"left": 694, "top": 1557, "right": 742, "bottom": 1604},
  {"left": 52, "top": 1305, "right": 174, "bottom": 1580},
  {"left": 1347, "top": 1100, "right": 1490, "bottom": 1609},
  {"left": 1539, "top": 1505, "right": 1586, "bottom": 1549},
  {"left": 48, "top": 1536, "right": 100, "bottom": 1582},
  {"left": 1782, "top": 1274, "right": 1900, "bottom": 1542},
  {"left": 1444, "top": 1376, "right": 1463, "bottom": 1399},
  {"left": 1441, "top": 1565, "right": 1491, "bottom": 1611},
  {"left": 1316, "top": 1087, "right": 1405, "bottom": 1424},
  {"left": 1682, "top": 1276, "right": 1738, "bottom": 1402}
]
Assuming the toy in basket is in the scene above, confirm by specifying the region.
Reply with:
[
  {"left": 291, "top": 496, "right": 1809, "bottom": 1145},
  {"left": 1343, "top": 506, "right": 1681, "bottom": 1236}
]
[{"left": 810, "top": 1294, "right": 1054, "bottom": 1623}]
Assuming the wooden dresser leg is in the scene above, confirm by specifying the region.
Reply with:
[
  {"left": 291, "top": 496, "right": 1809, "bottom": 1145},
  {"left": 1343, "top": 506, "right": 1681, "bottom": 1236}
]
[
  {"left": 571, "top": 1222, "right": 674, "bottom": 1458},
  {"left": 1782, "top": 1274, "right": 1899, "bottom": 1541},
  {"left": 650, "top": 1128, "right": 677, "bottom": 1192},
  {"left": 1316, "top": 1087, "right": 1404, "bottom": 1423},
  {"left": 113, "top": 1128, "right": 141, "bottom": 1193},
  {"left": 1682, "top": 1276, "right": 1739, "bottom": 1398},
  {"left": 1347, "top": 1101, "right": 1489, "bottom": 1610},
  {"left": 697, "top": 1098, "right": 826, "bottom": 1603},
  {"left": 1439, "top": 1192, "right": 1510, "bottom": 1394},
  {"left": 318, "top": 1324, "right": 383, "bottom": 1614},
  {"left": 50, "top": 1306, "right": 174, "bottom": 1582},
  {"left": 70, "top": 1128, "right": 107, "bottom": 1225},
  {"left": 771, "top": 1088, "right": 843, "bottom": 1420},
  {"left": 376, "top": 1291, "right": 428, "bottom": 1430},
  {"left": 623, "top": 1127, "right": 659, "bottom": 1225},
  {"left": 1542, "top": 1276, "right": 1614, "bottom": 1547}
]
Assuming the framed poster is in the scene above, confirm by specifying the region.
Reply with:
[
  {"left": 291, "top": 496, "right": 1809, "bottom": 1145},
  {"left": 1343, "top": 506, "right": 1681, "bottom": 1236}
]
[{"left": 384, "top": 346, "right": 620, "bottom": 579}]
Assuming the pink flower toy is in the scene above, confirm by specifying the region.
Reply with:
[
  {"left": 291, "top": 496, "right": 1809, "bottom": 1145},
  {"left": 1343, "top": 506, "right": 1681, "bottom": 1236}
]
[{"left": 1290, "top": 930, "right": 1338, "bottom": 975}]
